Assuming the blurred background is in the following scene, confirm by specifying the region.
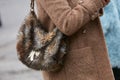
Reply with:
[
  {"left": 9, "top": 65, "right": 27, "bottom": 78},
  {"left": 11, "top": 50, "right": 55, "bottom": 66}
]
[
  {"left": 0, "top": 0, "right": 120, "bottom": 80},
  {"left": 0, "top": 0, "right": 43, "bottom": 80}
]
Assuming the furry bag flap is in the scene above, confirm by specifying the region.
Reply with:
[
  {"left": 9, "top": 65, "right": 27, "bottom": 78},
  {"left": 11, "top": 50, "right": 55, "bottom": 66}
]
[{"left": 16, "top": 0, "right": 68, "bottom": 72}]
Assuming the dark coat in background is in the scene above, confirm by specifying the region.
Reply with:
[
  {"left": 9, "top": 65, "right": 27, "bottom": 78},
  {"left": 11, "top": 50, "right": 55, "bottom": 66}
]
[{"left": 36, "top": 0, "right": 115, "bottom": 80}]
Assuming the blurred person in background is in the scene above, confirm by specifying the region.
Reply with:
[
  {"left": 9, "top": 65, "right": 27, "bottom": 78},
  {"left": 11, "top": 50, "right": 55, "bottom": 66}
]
[{"left": 100, "top": 0, "right": 120, "bottom": 80}]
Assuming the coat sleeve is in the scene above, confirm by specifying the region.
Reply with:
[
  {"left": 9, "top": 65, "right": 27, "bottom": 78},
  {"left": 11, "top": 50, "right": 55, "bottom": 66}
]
[{"left": 36, "top": 0, "right": 103, "bottom": 36}]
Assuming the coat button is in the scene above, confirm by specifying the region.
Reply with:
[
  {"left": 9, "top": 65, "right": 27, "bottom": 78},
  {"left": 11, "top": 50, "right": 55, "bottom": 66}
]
[
  {"left": 78, "top": 0, "right": 84, "bottom": 4},
  {"left": 95, "top": 10, "right": 99, "bottom": 16},
  {"left": 95, "top": 12, "right": 98, "bottom": 16},
  {"left": 91, "top": 11, "right": 99, "bottom": 20},
  {"left": 91, "top": 15, "right": 96, "bottom": 20},
  {"left": 82, "top": 29, "right": 87, "bottom": 34}
]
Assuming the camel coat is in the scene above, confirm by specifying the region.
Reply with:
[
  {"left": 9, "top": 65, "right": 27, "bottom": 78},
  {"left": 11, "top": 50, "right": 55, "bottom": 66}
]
[{"left": 36, "top": 0, "right": 115, "bottom": 80}]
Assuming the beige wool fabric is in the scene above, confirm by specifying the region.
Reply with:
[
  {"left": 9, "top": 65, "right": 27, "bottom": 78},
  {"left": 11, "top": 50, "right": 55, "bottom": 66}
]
[{"left": 36, "top": 0, "right": 115, "bottom": 80}]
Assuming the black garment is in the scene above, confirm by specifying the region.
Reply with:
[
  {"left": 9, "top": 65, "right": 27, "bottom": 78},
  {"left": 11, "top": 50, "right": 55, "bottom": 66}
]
[{"left": 112, "top": 67, "right": 120, "bottom": 80}]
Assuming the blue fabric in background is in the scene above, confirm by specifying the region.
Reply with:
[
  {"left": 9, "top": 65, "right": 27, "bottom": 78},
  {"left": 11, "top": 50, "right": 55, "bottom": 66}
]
[{"left": 100, "top": 0, "right": 120, "bottom": 68}]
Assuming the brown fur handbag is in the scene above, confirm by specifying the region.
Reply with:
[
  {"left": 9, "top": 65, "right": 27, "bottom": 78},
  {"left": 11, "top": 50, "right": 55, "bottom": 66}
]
[{"left": 16, "top": 0, "right": 68, "bottom": 72}]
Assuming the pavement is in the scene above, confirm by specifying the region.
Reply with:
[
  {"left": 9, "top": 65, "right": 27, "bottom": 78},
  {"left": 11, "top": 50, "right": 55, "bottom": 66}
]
[{"left": 0, "top": 0, "right": 43, "bottom": 80}]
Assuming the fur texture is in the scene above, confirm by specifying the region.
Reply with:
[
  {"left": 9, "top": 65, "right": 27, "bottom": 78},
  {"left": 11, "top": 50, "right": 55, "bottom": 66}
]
[
  {"left": 100, "top": 0, "right": 120, "bottom": 68},
  {"left": 16, "top": 11, "right": 68, "bottom": 72}
]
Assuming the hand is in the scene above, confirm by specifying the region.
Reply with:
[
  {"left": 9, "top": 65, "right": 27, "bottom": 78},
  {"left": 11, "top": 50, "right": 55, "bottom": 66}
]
[{"left": 101, "top": 0, "right": 110, "bottom": 7}]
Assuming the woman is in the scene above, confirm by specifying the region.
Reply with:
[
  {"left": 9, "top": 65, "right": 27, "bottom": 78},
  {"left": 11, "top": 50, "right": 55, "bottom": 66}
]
[{"left": 36, "top": 0, "right": 115, "bottom": 80}]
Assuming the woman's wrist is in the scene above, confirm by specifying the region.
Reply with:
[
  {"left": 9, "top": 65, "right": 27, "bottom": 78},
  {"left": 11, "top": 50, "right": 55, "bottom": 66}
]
[
  {"left": 77, "top": 0, "right": 109, "bottom": 20},
  {"left": 77, "top": 0, "right": 103, "bottom": 20}
]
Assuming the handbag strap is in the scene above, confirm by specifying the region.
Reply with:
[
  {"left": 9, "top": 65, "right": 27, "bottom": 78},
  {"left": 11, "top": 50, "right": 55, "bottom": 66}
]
[{"left": 30, "top": 0, "right": 34, "bottom": 11}]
